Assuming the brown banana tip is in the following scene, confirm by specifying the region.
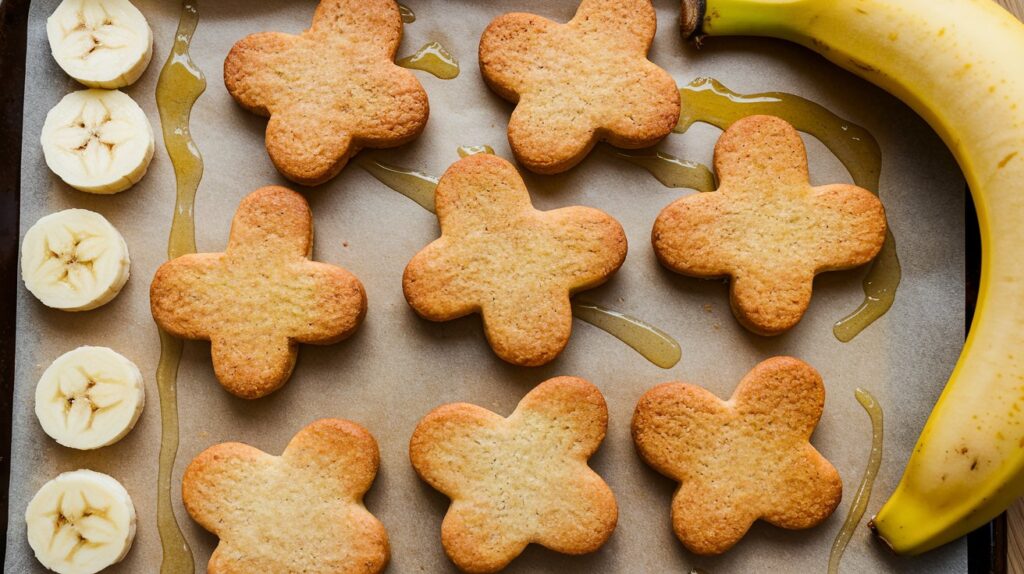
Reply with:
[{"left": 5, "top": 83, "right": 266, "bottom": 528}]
[
  {"left": 680, "top": 0, "right": 706, "bottom": 39},
  {"left": 868, "top": 518, "right": 897, "bottom": 553}
]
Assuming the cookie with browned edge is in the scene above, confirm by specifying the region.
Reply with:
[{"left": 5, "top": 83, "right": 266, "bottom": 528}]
[
  {"left": 632, "top": 356, "right": 842, "bottom": 555},
  {"left": 183, "top": 419, "right": 389, "bottom": 573},
  {"left": 652, "top": 115, "right": 887, "bottom": 335},
  {"left": 151, "top": 186, "right": 366, "bottom": 399},
  {"left": 410, "top": 376, "right": 617, "bottom": 573},
  {"left": 224, "top": 0, "right": 429, "bottom": 185},
  {"left": 403, "top": 153, "right": 627, "bottom": 366},
  {"left": 479, "top": 0, "right": 680, "bottom": 174}
]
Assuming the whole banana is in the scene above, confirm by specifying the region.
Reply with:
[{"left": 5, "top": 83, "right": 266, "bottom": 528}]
[{"left": 680, "top": 0, "right": 1024, "bottom": 556}]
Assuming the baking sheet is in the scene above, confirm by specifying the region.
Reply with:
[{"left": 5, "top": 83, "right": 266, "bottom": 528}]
[{"left": 4, "top": 0, "right": 968, "bottom": 572}]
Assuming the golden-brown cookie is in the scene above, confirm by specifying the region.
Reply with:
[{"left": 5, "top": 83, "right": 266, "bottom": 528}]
[
  {"left": 224, "top": 0, "right": 429, "bottom": 186},
  {"left": 410, "top": 376, "right": 617, "bottom": 573},
  {"left": 479, "top": 0, "right": 680, "bottom": 174},
  {"left": 183, "top": 419, "right": 389, "bottom": 573},
  {"left": 652, "top": 115, "right": 887, "bottom": 335},
  {"left": 402, "top": 153, "right": 627, "bottom": 366},
  {"left": 150, "top": 186, "right": 366, "bottom": 399},
  {"left": 631, "top": 356, "right": 842, "bottom": 555}
]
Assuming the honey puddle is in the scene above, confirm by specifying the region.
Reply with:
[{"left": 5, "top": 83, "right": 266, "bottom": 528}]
[
  {"left": 397, "top": 41, "right": 459, "bottom": 79},
  {"left": 675, "top": 77, "right": 899, "bottom": 341},
  {"left": 827, "top": 388, "right": 884, "bottom": 573},
  {"left": 154, "top": 1, "right": 206, "bottom": 571},
  {"left": 359, "top": 149, "right": 682, "bottom": 368}
]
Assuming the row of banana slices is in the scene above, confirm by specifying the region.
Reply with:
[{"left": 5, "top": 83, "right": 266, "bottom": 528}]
[
  {"left": 43, "top": 0, "right": 156, "bottom": 194},
  {"left": 25, "top": 0, "right": 157, "bottom": 572}
]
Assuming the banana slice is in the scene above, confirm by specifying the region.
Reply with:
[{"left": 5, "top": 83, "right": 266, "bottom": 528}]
[
  {"left": 21, "top": 209, "right": 131, "bottom": 312},
  {"left": 35, "top": 347, "right": 144, "bottom": 450},
  {"left": 47, "top": 0, "right": 153, "bottom": 88},
  {"left": 41, "top": 89, "right": 154, "bottom": 194},
  {"left": 26, "top": 469, "right": 137, "bottom": 574}
]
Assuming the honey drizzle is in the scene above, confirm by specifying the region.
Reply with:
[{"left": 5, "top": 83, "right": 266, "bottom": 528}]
[
  {"left": 154, "top": 2, "right": 206, "bottom": 572},
  {"left": 457, "top": 144, "right": 495, "bottom": 157},
  {"left": 357, "top": 155, "right": 438, "bottom": 212},
  {"left": 605, "top": 146, "right": 716, "bottom": 192},
  {"left": 398, "top": 3, "right": 415, "bottom": 23},
  {"left": 571, "top": 301, "right": 681, "bottom": 369},
  {"left": 360, "top": 150, "right": 682, "bottom": 368},
  {"left": 397, "top": 41, "right": 459, "bottom": 79},
  {"left": 827, "top": 388, "right": 884, "bottom": 574},
  {"left": 675, "top": 77, "right": 900, "bottom": 341}
]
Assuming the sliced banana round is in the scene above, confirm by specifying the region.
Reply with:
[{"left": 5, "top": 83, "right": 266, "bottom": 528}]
[
  {"left": 41, "top": 89, "right": 155, "bottom": 194},
  {"left": 21, "top": 209, "right": 131, "bottom": 312},
  {"left": 35, "top": 347, "right": 144, "bottom": 450},
  {"left": 26, "top": 469, "right": 137, "bottom": 574},
  {"left": 47, "top": 0, "right": 153, "bottom": 88}
]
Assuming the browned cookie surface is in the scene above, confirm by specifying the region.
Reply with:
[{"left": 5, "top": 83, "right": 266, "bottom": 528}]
[
  {"left": 632, "top": 356, "right": 842, "bottom": 555},
  {"left": 224, "top": 0, "right": 429, "bottom": 185},
  {"left": 479, "top": 0, "right": 680, "bottom": 174},
  {"left": 410, "top": 376, "right": 617, "bottom": 573},
  {"left": 182, "top": 419, "right": 389, "bottom": 573},
  {"left": 150, "top": 186, "right": 366, "bottom": 398},
  {"left": 652, "top": 115, "right": 887, "bottom": 335},
  {"left": 403, "top": 153, "right": 626, "bottom": 366}
]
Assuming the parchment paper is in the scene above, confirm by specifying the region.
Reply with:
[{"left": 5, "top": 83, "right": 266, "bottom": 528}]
[{"left": 5, "top": 0, "right": 968, "bottom": 572}]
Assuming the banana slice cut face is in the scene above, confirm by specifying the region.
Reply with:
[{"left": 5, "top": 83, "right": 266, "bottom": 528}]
[
  {"left": 41, "top": 89, "right": 154, "bottom": 194},
  {"left": 21, "top": 209, "right": 131, "bottom": 312},
  {"left": 35, "top": 347, "right": 144, "bottom": 450},
  {"left": 47, "top": 0, "right": 153, "bottom": 88},
  {"left": 26, "top": 470, "right": 137, "bottom": 574}
]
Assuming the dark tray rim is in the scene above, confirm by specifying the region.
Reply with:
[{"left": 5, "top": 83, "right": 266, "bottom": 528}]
[{"left": 0, "top": 0, "right": 1006, "bottom": 571}]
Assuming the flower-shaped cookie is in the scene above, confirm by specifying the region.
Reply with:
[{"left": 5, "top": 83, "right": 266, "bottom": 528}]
[
  {"left": 403, "top": 154, "right": 627, "bottom": 366},
  {"left": 150, "top": 186, "right": 366, "bottom": 399},
  {"left": 410, "top": 376, "right": 618, "bottom": 573},
  {"left": 652, "top": 115, "right": 887, "bottom": 335},
  {"left": 183, "top": 419, "right": 389, "bottom": 573},
  {"left": 632, "top": 356, "right": 842, "bottom": 555},
  {"left": 224, "top": 0, "right": 429, "bottom": 186},
  {"left": 479, "top": 0, "right": 681, "bottom": 174}
]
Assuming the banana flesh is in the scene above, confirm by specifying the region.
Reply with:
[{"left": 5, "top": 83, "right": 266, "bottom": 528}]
[
  {"left": 41, "top": 89, "right": 154, "bottom": 194},
  {"left": 25, "top": 470, "right": 136, "bottom": 574},
  {"left": 35, "top": 346, "right": 144, "bottom": 450},
  {"left": 20, "top": 209, "right": 131, "bottom": 312},
  {"left": 46, "top": 0, "right": 153, "bottom": 89},
  {"left": 687, "top": 0, "right": 1024, "bottom": 555}
]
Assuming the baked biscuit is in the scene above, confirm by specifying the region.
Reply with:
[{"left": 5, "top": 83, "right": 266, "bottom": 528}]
[
  {"left": 479, "top": 0, "right": 680, "bottom": 174},
  {"left": 652, "top": 115, "right": 887, "bottom": 335},
  {"left": 183, "top": 419, "right": 389, "bottom": 573},
  {"left": 410, "top": 376, "right": 617, "bottom": 573},
  {"left": 150, "top": 186, "right": 366, "bottom": 399},
  {"left": 403, "top": 153, "right": 627, "bottom": 366},
  {"left": 632, "top": 356, "right": 842, "bottom": 555},
  {"left": 224, "top": 0, "right": 429, "bottom": 186}
]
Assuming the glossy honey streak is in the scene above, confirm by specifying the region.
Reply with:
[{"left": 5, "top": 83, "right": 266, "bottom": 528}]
[
  {"left": 606, "top": 146, "right": 716, "bottom": 192},
  {"left": 154, "top": 2, "right": 206, "bottom": 572},
  {"left": 397, "top": 41, "right": 459, "bottom": 79},
  {"left": 359, "top": 148, "right": 682, "bottom": 368},
  {"left": 675, "top": 77, "right": 900, "bottom": 341},
  {"left": 828, "top": 388, "right": 884, "bottom": 573},
  {"left": 571, "top": 301, "right": 682, "bottom": 368},
  {"left": 398, "top": 3, "right": 415, "bottom": 23}
]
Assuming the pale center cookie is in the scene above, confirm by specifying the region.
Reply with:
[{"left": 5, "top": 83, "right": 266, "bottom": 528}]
[{"left": 402, "top": 153, "right": 627, "bottom": 367}]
